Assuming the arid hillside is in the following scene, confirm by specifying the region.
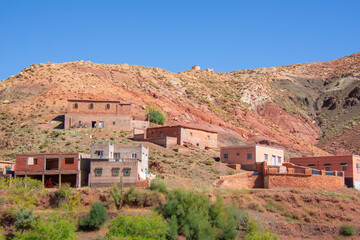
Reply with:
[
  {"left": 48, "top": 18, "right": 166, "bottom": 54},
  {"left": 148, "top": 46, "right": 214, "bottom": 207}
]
[{"left": 0, "top": 52, "right": 360, "bottom": 163}]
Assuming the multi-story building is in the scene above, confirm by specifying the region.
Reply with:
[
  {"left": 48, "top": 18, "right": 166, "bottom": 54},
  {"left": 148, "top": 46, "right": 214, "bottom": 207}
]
[
  {"left": 135, "top": 125, "right": 218, "bottom": 149},
  {"left": 89, "top": 143, "right": 149, "bottom": 187},
  {"left": 64, "top": 99, "right": 149, "bottom": 131},
  {"left": 290, "top": 155, "right": 360, "bottom": 189},
  {"left": 0, "top": 160, "right": 14, "bottom": 176},
  {"left": 15, "top": 153, "right": 91, "bottom": 188},
  {"left": 220, "top": 145, "right": 284, "bottom": 171}
]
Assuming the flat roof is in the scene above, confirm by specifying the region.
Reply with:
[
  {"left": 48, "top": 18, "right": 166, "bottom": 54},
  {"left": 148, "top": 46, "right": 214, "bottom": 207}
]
[
  {"left": 291, "top": 155, "right": 360, "bottom": 159},
  {"left": 16, "top": 153, "right": 88, "bottom": 157},
  {"left": 221, "top": 144, "right": 284, "bottom": 151},
  {"left": 147, "top": 125, "right": 218, "bottom": 133},
  {"left": 67, "top": 99, "right": 130, "bottom": 104}
]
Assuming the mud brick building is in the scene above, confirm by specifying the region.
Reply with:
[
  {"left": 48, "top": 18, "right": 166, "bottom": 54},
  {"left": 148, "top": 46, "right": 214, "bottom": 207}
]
[
  {"left": 0, "top": 160, "right": 14, "bottom": 177},
  {"left": 135, "top": 125, "right": 218, "bottom": 149},
  {"left": 64, "top": 99, "right": 149, "bottom": 131},
  {"left": 290, "top": 155, "right": 360, "bottom": 189},
  {"left": 15, "top": 153, "right": 91, "bottom": 188},
  {"left": 220, "top": 145, "right": 284, "bottom": 171}
]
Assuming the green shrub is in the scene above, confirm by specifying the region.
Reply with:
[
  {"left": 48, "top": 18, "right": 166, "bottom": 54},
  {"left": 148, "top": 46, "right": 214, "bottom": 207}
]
[
  {"left": 0, "top": 177, "right": 44, "bottom": 209},
  {"left": 150, "top": 178, "right": 167, "bottom": 193},
  {"left": 14, "top": 214, "right": 76, "bottom": 240},
  {"left": 50, "top": 183, "right": 81, "bottom": 210},
  {"left": 161, "top": 190, "right": 240, "bottom": 240},
  {"left": 106, "top": 214, "right": 168, "bottom": 240},
  {"left": 341, "top": 224, "right": 356, "bottom": 236},
  {"left": 124, "top": 187, "right": 165, "bottom": 207},
  {"left": 15, "top": 208, "right": 36, "bottom": 234},
  {"left": 168, "top": 215, "right": 178, "bottom": 240},
  {"left": 110, "top": 181, "right": 123, "bottom": 210},
  {"left": 79, "top": 201, "right": 108, "bottom": 231},
  {"left": 146, "top": 106, "right": 166, "bottom": 125},
  {"left": 243, "top": 219, "right": 279, "bottom": 240}
]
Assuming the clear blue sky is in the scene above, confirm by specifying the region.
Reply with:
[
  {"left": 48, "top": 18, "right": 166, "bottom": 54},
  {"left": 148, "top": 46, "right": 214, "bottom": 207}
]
[{"left": 0, "top": 0, "right": 359, "bottom": 80}]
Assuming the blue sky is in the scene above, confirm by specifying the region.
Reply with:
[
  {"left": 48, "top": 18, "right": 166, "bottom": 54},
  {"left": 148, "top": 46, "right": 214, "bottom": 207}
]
[{"left": 0, "top": 0, "right": 359, "bottom": 80}]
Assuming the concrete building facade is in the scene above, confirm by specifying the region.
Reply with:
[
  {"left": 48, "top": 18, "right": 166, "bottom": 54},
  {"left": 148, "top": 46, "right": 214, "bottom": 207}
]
[
  {"left": 64, "top": 99, "right": 149, "bottom": 131},
  {"left": 90, "top": 143, "right": 149, "bottom": 179},
  {"left": 140, "top": 125, "right": 218, "bottom": 149},
  {"left": 0, "top": 160, "right": 14, "bottom": 176},
  {"left": 15, "top": 153, "right": 91, "bottom": 188},
  {"left": 290, "top": 155, "right": 360, "bottom": 189},
  {"left": 220, "top": 145, "right": 284, "bottom": 171}
]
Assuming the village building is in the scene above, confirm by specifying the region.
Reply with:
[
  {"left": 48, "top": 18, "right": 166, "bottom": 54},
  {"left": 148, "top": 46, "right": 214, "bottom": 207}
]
[
  {"left": 220, "top": 145, "right": 284, "bottom": 171},
  {"left": 192, "top": 65, "right": 200, "bottom": 71},
  {"left": 89, "top": 143, "right": 149, "bottom": 187},
  {"left": 290, "top": 155, "right": 360, "bottom": 189},
  {"left": 15, "top": 153, "right": 91, "bottom": 188},
  {"left": 64, "top": 99, "right": 149, "bottom": 131},
  {"left": 135, "top": 125, "right": 218, "bottom": 149},
  {"left": 0, "top": 160, "right": 14, "bottom": 177}
]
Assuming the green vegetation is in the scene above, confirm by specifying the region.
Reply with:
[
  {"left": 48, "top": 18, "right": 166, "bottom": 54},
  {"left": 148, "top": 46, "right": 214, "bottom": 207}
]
[
  {"left": 124, "top": 186, "right": 165, "bottom": 207},
  {"left": 150, "top": 177, "right": 168, "bottom": 193},
  {"left": 340, "top": 224, "right": 356, "bottom": 236},
  {"left": 106, "top": 214, "right": 169, "bottom": 240},
  {"left": 79, "top": 201, "right": 108, "bottom": 231},
  {"left": 146, "top": 106, "right": 166, "bottom": 125},
  {"left": 243, "top": 219, "right": 279, "bottom": 240},
  {"left": 110, "top": 181, "right": 123, "bottom": 210},
  {"left": 0, "top": 177, "right": 44, "bottom": 210},
  {"left": 50, "top": 183, "right": 81, "bottom": 210},
  {"left": 14, "top": 208, "right": 36, "bottom": 234}
]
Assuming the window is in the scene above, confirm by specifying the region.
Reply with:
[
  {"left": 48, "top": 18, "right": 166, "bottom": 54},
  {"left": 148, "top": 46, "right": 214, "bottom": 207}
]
[
  {"left": 112, "top": 167, "right": 120, "bottom": 176},
  {"left": 96, "top": 151, "right": 104, "bottom": 157},
  {"left": 223, "top": 153, "right": 228, "bottom": 160},
  {"left": 159, "top": 131, "right": 163, "bottom": 137},
  {"left": 324, "top": 163, "right": 331, "bottom": 171},
  {"left": 264, "top": 154, "right": 268, "bottom": 161},
  {"left": 106, "top": 104, "right": 110, "bottom": 109},
  {"left": 236, "top": 152, "right": 240, "bottom": 156},
  {"left": 196, "top": 143, "right": 199, "bottom": 147},
  {"left": 357, "top": 163, "right": 360, "bottom": 173},
  {"left": 272, "top": 155, "right": 276, "bottom": 165},
  {"left": 27, "top": 157, "right": 38, "bottom": 165},
  {"left": 131, "top": 153, "right": 137, "bottom": 158},
  {"left": 74, "top": 103, "right": 78, "bottom": 109},
  {"left": 340, "top": 163, "right": 347, "bottom": 172},
  {"left": 308, "top": 164, "right": 315, "bottom": 167},
  {"left": 65, "top": 158, "right": 74, "bottom": 164},
  {"left": 95, "top": 168, "right": 103, "bottom": 176},
  {"left": 247, "top": 153, "right": 252, "bottom": 160},
  {"left": 190, "top": 132, "right": 193, "bottom": 136},
  {"left": 278, "top": 156, "right": 282, "bottom": 163},
  {"left": 98, "top": 121, "right": 104, "bottom": 128},
  {"left": 207, "top": 135, "right": 210, "bottom": 140},
  {"left": 89, "top": 103, "right": 94, "bottom": 109},
  {"left": 123, "top": 167, "right": 131, "bottom": 176},
  {"left": 114, "top": 153, "right": 120, "bottom": 159},
  {"left": 113, "top": 121, "right": 116, "bottom": 125}
]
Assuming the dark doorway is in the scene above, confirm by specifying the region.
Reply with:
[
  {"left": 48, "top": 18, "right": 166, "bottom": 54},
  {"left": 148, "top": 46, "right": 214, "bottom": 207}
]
[
  {"left": 92, "top": 121, "right": 96, "bottom": 128},
  {"left": 45, "top": 175, "right": 59, "bottom": 188},
  {"left": 46, "top": 158, "right": 59, "bottom": 170},
  {"left": 27, "top": 175, "right": 42, "bottom": 181},
  {"left": 61, "top": 174, "right": 77, "bottom": 187}
]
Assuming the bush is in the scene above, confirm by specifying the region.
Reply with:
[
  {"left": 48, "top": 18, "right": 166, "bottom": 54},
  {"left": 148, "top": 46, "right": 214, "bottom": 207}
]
[
  {"left": 106, "top": 214, "right": 168, "bottom": 239},
  {"left": 124, "top": 187, "right": 165, "bottom": 207},
  {"left": 243, "top": 219, "right": 279, "bottom": 240},
  {"left": 50, "top": 183, "right": 81, "bottom": 210},
  {"left": 14, "top": 214, "right": 76, "bottom": 240},
  {"left": 146, "top": 106, "right": 166, "bottom": 125},
  {"left": 150, "top": 178, "right": 167, "bottom": 193},
  {"left": 161, "top": 190, "right": 240, "bottom": 240},
  {"left": 110, "top": 181, "right": 123, "bottom": 210},
  {"left": 15, "top": 208, "right": 36, "bottom": 234},
  {"left": 79, "top": 201, "right": 108, "bottom": 231},
  {"left": 341, "top": 224, "right": 356, "bottom": 236}
]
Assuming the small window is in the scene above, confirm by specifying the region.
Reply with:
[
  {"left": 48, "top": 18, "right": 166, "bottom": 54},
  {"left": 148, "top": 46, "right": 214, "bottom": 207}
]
[
  {"left": 277, "top": 156, "right": 282, "bottom": 163},
  {"left": 112, "top": 167, "right": 120, "bottom": 176},
  {"left": 131, "top": 153, "right": 137, "bottom": 158},
  {"left": 308, "top": 164, "right": 315, "bottom": 167},
  {"left": 95, "top": 168, "right": 102, "bottom": 176},
  {"left": 96, "top": 151, "right": 104, "bottom": 156},
  {"left": 27, "top": 157, "right": 38, "bottom": 165},
  {"left": 207, "top": 135, "right": 210, "bottom": 140},
  {"left": 324, "top": 164, "right": 331, "bottom": 171},
  {"left": 89, "top": 103, "right": 94, "bottom": 109},
  {"left": 65, "top": 158, "right": 74, "bottom": 164},
  {"left": 106, "top": 104, "right": 110, "bottom": 109},
  {"left": 74, "top": 103, "right": 78, "bottom": 109},
  {"left": 190, "top": 132, "right": 193, "bottom": 136},
  {"left": 325, "top": 166, "right": 331, "bottom": 171},
  {"left": 223, "top": 153, "right": 228, "bottom": 160},
  {"left": 98, "top": 121, "right": 104, "bottom": 128},
  {"left": 247, "top": 153, "right": 252, "bottom": 160},
  {"left": 264, "top": 154, "right": 268, "bottom": 161},
  {"left": 123, "top": 167, "right": 131, "bottom": 176},
  {"left": 160, "top": 131, "right": 163, "bottom": 137},
  {"left": 114, "top": 153, "right": 120, "bottom": 159},
  {"left": 113, "top": 121, "right": 116, "bottom": 125},
  {"left": 340, "top": 163, "right": 347, "bottom": 172},
  {"left": 196, "top": 143, "right": 199, "bottom": 147},
  {"left": 236, "top": 152, "right": 240, "bottom": 156}
]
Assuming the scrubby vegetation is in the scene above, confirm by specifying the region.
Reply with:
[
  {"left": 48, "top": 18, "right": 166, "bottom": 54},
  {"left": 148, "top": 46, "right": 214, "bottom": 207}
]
[
  {"left": 79, "top": 201, "right": 108, "bottom": 231},
  {"left": 340, "top": 224, "right": 356, "bottom": 236},
  {"left": 150, "top": 177, "right": 168, "bottom": 193},
  {"left": 146, "top": 106, "right": 166, "bottom": 125}
]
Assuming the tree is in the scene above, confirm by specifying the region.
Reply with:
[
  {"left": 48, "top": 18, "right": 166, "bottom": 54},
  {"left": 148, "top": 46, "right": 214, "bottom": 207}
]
[
  {"left": 79, "top": 201, "right": 108, "bottom": 231},
  {"left": 15, "top": 208, "right": 36, "bottom": 235},
  {"left": 110, "top": 179, "right": 123, "bottom": 210},
  {"left": 146, "top": 106, "right": 166, "bottom": 125}
]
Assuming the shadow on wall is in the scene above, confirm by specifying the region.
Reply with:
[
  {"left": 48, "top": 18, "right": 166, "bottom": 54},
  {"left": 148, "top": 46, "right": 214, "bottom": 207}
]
[{"left": 52, "top": 115, "right": 64, "bottom": 129}]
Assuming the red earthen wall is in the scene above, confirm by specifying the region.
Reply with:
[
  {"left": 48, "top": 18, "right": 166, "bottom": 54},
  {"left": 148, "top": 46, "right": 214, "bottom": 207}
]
[{"left": 265, "top": 174, "right": 344, "bottom": 189}]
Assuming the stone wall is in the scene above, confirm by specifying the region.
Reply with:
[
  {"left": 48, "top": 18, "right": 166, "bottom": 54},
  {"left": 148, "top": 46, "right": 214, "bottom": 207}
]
[{"left": 213, "top": 172, "right": 263, "bottom": 189}]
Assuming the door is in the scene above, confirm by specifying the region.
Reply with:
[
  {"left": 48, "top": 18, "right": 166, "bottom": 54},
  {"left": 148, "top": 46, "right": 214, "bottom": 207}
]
[{"left": 272, "top": 156, "right": 276, "bottom": 165}]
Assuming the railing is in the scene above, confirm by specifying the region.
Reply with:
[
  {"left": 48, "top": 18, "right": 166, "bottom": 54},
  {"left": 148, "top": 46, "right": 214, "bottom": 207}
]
[
  {"left": 294, "top": 168, "right": 305, "bottom": 174},
  {"left": 325, "top": 171, "right": 335, "bottom": 176},
  {"left": 93, "top": 158, "right": 141, "bottom": 162},
  {"left": 312, "top": 169, "right": 321, "bottom": 175}
]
